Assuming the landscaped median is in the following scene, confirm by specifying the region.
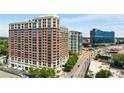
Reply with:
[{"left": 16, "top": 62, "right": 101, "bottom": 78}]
[{"left": 64, "top": 54, "right": 78, "bottom": 72}]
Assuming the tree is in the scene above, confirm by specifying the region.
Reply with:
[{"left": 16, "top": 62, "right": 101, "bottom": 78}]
[
  {"left": 33, "top": 68, "right": 40, "bottom": 78},
  {"left": 39, "top": 68, "right": 49, "bottom": 78},
  {"left": 69, "top": 51, "right": 73, "bottom": 55},
  {"left": 28, "top": 67, "right": 36, "bottom": 78},
  {"left": 64, "top": 62, "right": 73, "bottom": 72},
  {"left": 0, "top": 40, "right": 8, "bottom": 56},
  {"left": 95, "top": 54, "right": 101, "bottom": 60},
  {"left": 112, "top": 54, "right": 124, "bottom": 69},
  {"left": 95, "top": 69, "right": 112, "bottom": 78},
  {"left": 64, "top": 54, "right": 78, "bottom": 72},
  {"left": 27, "top": 67, "right": 56, "bottom": 78},
  {"left": 47, "top": 68, "right": 56, "bottom": 78}
]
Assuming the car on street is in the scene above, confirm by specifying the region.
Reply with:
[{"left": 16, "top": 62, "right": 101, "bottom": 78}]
[{"left": 71, "top": 75, "right": 73, "bottom": 78}]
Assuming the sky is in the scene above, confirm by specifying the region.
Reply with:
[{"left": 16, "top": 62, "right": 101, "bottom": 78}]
[{"left": 0, "top": 14, "right": 124, "bottom": 37}]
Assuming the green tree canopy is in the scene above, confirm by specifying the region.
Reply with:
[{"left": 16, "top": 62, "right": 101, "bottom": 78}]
[
  {"left": 28, "top": 67, "right": 56, "bottom": 78},
  {"left": 95, "top": 54, "right": 101, "bottom": 60},
  {"left": 64, "top": 54, "right": 78, "bottom": 72},
  {"left": 95, "top": 69, "right": 112, "bottom": 78},
  {"left": 112, "top": 54, "right": 124, "bottom": 69},
  {"left": 0, "top": 40, "right": 8, "bottom": 56}
]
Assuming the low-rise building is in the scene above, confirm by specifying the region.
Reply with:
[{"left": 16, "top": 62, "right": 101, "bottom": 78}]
[
  {"left": 82, "top": 37, "right": 91, "bottom": 47},
  {"left": 116, "top": 37, "right": 124, "bottom": 44},
  {"left": 0, "top": 56, "right": 6, "bottom": 65}
]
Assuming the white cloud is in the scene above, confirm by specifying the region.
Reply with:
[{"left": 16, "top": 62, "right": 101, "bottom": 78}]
[
  {"left": 61, "top": 14, "right": 124, "bottom": 37},
  {"left": 1, "top": 14, "right": 124, "bottom": 37},
  {"left": 0, "top": 24, "right": 8, "bottom": 37},
  {"left": 61, "top": 14, "right": 124, "bottom": 23}
]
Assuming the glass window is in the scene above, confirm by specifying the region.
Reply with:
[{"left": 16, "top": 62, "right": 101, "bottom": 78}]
[
  {"left": 48, "top": 18, "right": 51, "bottom": 28},
  {"left": 25, "top": 23, "right": 28, "bottom": 29},
  {"left": 32, "top": 23, "right": 36, "bottom": 29}
]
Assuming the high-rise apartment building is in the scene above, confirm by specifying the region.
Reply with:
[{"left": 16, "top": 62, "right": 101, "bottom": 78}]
[
  {"left": 59, "top": 26, "right": 69, "bottom": 65},
  {"left": 69, "top": 31, "right": 82, "bottom": 54},
  {"left": 8, "top": 15, "right": 69, "bottom": 70},
  {"left": 90, "top": 28, "right": 115, "bottom": 46}
]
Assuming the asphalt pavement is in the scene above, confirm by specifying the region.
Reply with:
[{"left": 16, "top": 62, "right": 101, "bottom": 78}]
[
  {"left": 66, "top": 50, "right": 95, "bottom": 78},
  {"left": 0, "top": 70, "right": 20, "bottom": 78}
]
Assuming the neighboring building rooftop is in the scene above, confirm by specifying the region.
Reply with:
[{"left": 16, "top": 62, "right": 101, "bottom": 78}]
[
  {"left": 91, "top": 28, "right": 114, "bottom": 33},
  {"left": 69, "top": 30, "right": 82, "bottom": 33}
]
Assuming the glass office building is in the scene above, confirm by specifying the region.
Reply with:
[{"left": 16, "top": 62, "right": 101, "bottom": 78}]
[{"left": 90, "top": 28, "right": 115, "bottom": 46}]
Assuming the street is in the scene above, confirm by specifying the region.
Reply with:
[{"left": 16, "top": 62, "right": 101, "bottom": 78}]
[{"left": 66, "top": 50, "right": 95, "bottom": 78}]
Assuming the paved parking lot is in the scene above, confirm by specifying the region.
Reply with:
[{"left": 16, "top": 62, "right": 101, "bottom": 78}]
[{"left": 0, "top": 70, "right": 20, "bottom": 78}]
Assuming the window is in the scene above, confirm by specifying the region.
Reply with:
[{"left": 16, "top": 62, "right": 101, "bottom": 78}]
[
  {"left": 25, "top": 31, "right": 28, "bottom": 36},
  {"left": 33, "top": 32, "right": 36, "bottom": 37},
  {"left": 25, "top": 23, "right": 28, "bottom": 29},
  {"left": 21, "top": 24, "right": 24, "bottom": 29},
  {"left": 15, "top": 24, "right": 17, "bottom": 29},
  {"left": 53, "top": 65, "right": 56, "bottom": 68},
  {"left": 11, "top": 57, "right": 14, "bottom": 60},
  {"left": 32, "top": 23, "right": 36, "bottom": 29},
  {"left": 18, "top": 24, "right": 20, "bottom": 29},
  {"left": 29, "top": 23, "right": 31, "bottom": 28},
  {"left": 48, "top": 18, "right": 51, "bottom": 28},
  {"left": 18, "top": 58, "right": 21, "bottom": 61},
  {"left": 11, "top": 31, "right": 15, "bottom": 37},
  {"left": 38, "top": 23, "right": 41, "bottom": 28},
  {"left": 10, "top": 24, "right": 14, "bottom": 29},
  {"left": 33, "top": 60, "right": 36, "bottom": 65}
]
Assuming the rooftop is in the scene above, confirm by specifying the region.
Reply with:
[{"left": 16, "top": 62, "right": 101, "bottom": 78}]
[
  {"left": 9, "top": 15, "right": 59, "bottom": 24},
  {"left": 36, "top": 14, "right": 59, "bottom": 19},
  {"left": 91, "top": 28, "right": 114, "bottom": 33}
]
